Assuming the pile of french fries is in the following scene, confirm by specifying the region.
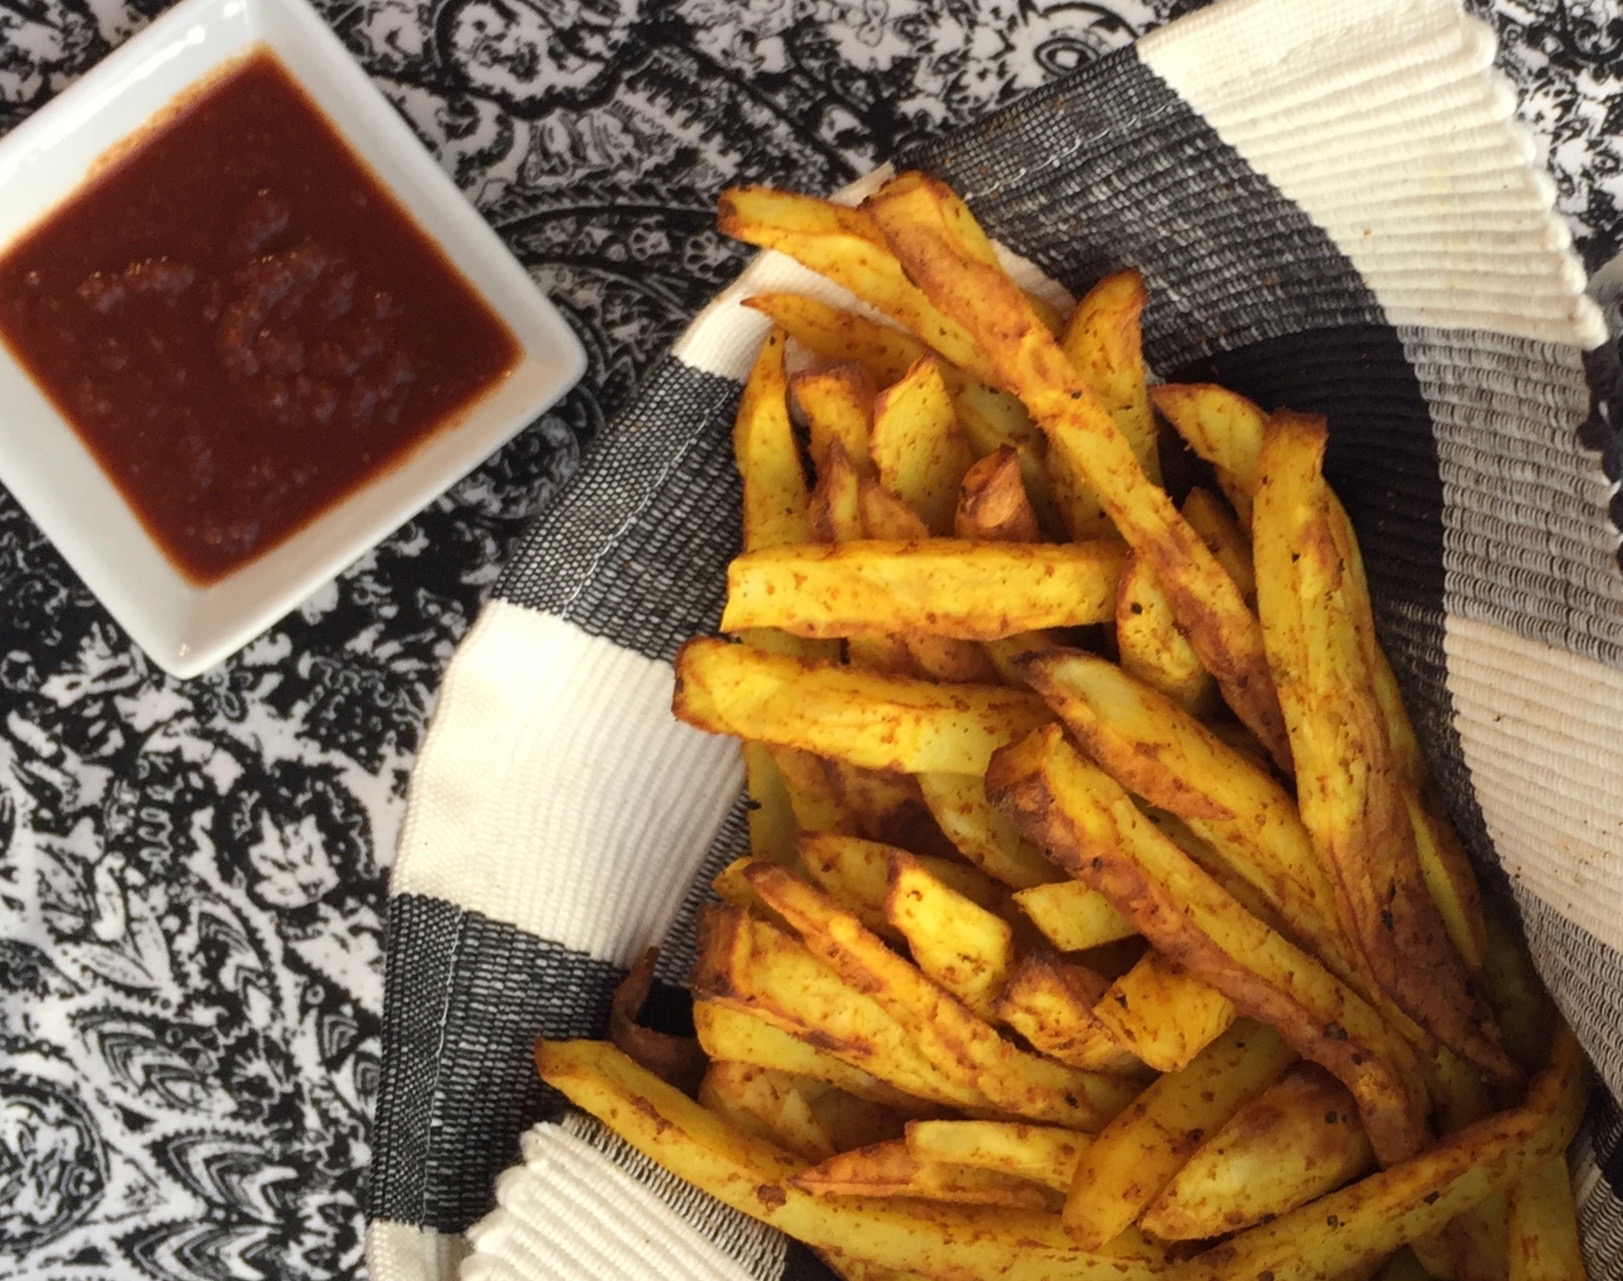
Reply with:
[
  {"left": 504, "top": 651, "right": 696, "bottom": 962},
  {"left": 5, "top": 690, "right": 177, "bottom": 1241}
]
[{"left": 536, "top": 173, "right": 1591, "bottom": 1281}]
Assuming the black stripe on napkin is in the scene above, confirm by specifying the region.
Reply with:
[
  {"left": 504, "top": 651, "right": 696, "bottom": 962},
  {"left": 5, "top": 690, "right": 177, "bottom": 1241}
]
[
  {"left": 497, "top": 355, "right": 743, "bottom": 663},
  {"left": 367, "top": 894, "right": 624, "bottom": 1233},
  {"left": 1585, "top": 1093, "right": 1623, "bottom": 1269},
  {"left": 1517, "top": 888, "right": 1623, "bottom": 1109}
]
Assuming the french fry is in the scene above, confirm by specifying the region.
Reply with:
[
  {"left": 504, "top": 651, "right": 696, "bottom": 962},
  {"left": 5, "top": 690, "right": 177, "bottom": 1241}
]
[
  {"left": 870, "top": 356, "right": 976, "bottom": 535},
  {"left": 735, "top": 325, "right": 810, "bottom": 551},
  {"left": 746, "top": 862, "right": 1141, "bottom": 1130},
  {"left": 1253, "top": 414, "right": 1511, "bottom": 1082},
  {"left": 1507, "top": 1156, "right": 1585, "bottom": 1281},
  {"left": 887, "top": 851, "right": 1018, "bottom": 1022},
  {"left": 700, "top": 1061, "right": 841, "bottom": 1161},
  {"left": 1181, "top": 486, "right": 1255, "bottom": 604},
  {"left": 674, "top": 639, "right": 1051, "bottom": 776},
  {"left": 1093, "top": 950, "right": 1237, "bottom": 1074},
  {"left": 905, "top": 1120, "right": 1088, "bottom": 1194},
  {"left": 1061, "top": 269, "right": 1159, "bottom": 484},
  {"left": 794, "top": 362, "right": 879, "bottom": 475},
  {"left": 1140, "top": 1063, "right": 1375, "bottom": 1240},
  {"left": 724, "top": 540, "right": 1125, "bottom": 641},
  {"left": 799, "top": 832, "right": 1006, "bottom": 923},
  {"left": 994, "top": 953, "right": 1143, "bottom": 1075},
  {"left": 820, "top": 761, "right": 945, "bottom": 854},
  {"left": 793, "top": 1140, "right": 1059, "bottom": 1211},
  {"left": 1148, "top": 383, "right": 1266, "bottom": 526},
  {"left": 540, "top": 1037, "right": 1169, "bottom": 1281},
  {"left": 1012, "top": 881, "right": 1138, "bottom": 953},
  {"left": 987, "top": 724, "right": 1430, "bottom": 1165},
  {"left": 1115, "top": 549, "right": 1217, "bottom": 715},
  {"left": 956, "top": 447, "right": 1043, "bottom": 543},
  {"left": 1176, "top": 1026, "right": 1588, "bottom": 1281},
  {"left": 770, "top": 744, "right": 861, "bottom": 834},
  {"left": 1062, "top": 1019, "right": 1295, "bottom": 1249},
  {"left": 865, "top": 174, "right": 1289, "bottom": 769},
  {"left": 744, "top": 740, "right": 801, "bottom": 866},
  {"left": 915, "top": 771, "right": 1063, "bottom": 890}
]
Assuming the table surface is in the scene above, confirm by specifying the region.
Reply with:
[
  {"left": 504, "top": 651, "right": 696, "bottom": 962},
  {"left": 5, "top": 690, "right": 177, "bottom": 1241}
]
[{"left": 0, "top": 0, "right": 1618, "bottom": 1277}]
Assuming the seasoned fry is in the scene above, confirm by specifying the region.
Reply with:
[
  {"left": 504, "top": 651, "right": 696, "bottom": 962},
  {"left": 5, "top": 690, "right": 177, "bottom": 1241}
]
[
  {"left": 820, "top": 761, "right": 942, "bottom": 853},
  {"left": 915, "top": 771, "right": 1062, "bottom": 890},
  {"left": 1507, "top": 1157, "right": 1585, "bottom": 1281},
  {"left": 886, "top": 851, "right": 1018, "bottom": 1022},
  {"left": 1012, "top": 881, "right": 1137, "bottom": 953},
  {"left": 744, "top": 740, "right": 800, "bottom": 867},
  {"left": 1093, "top": 950, "right": 1236, "bottom": 1075},
  {"left": 1180, "top": 486, "right": 1254, "bottom": 604},
  {"left": 700, "top": 1061, "right": 841, "bottom": 1161},
  {"left": 723, "top": 539, "right": 1125, "bottom": 641},
  {"left": 1061, "top": 269, "right": 1159, "bottom": 483},
  {"left": 1062, "top": 1020, "right": 1295, "bottom": 1249},
  {"left": 769, "top": 744, "right": 860, "bottom": 834},
  {"left": 865, "top": 173, "right": 1289, "bottom": 767},
  {"left": 1141, "top": 1063, "right": 1375, "bottom": 1240},
  {"left": 609, "top": 947, "right": 706, "bottom": 1094},
  {"left": 870, "top": 356, "right": 976, "bottom": 535},
  {"left": 1148, "top": 383, "right": 1267, "bottom": 526},
  {"left": 799, "top": 832, "right": 1005, "bottom": 922},
  {"left": 735, "top": 325, "right": 810, "bottom": 552},
  {"left": 793, "top": 1140, "right": 1059, "bottom": 1210},
  {"left": 956, "top": 447, "right": 1043, "bottom": 543},
  {"left": 793, "top": 362, "right": 879, "bottom": 475},
  {"left": 746, "top": 292, "right": 920, "bottom": 384},
  {"left": 1176, "top": 1027, "right": 1588, "bottom": 1281},
  {"left": 674, "top": 639, "right": 1051, "bottom": 776},
  {"left": 994, "top": 953, "right": 1143, "bottom": 1075},
  {"left": 905, "top": 1120, "right": 1088, "bottom": 1194},
  {"left": 1115, "top": 549, "right": 1216, "bottom": 715},
  {"left": 987, "top": 724, "right": 1430, "bottom": 1165}
]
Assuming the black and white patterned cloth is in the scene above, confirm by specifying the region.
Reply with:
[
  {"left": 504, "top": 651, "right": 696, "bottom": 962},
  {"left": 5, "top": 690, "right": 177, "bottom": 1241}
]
[{"left": 0, "top": 0, "right": 1620, "bottom": 1279}]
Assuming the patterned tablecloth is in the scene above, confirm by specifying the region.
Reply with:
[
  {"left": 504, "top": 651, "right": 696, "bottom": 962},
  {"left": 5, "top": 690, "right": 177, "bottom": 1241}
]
[{"left": 0, "top": 1, "right": 1618, "bottom": 1278}]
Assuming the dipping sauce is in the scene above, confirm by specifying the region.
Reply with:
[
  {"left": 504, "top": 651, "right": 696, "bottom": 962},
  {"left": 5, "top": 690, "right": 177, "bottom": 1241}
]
[{"left": 0, "top": 47, "right": 520, "bottom": 584}]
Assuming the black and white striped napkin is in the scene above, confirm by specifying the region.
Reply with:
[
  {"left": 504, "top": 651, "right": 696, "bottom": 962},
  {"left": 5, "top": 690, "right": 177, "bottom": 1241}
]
[{"left": 364, "top": 0, "right": 1623, "bottom": 1277}]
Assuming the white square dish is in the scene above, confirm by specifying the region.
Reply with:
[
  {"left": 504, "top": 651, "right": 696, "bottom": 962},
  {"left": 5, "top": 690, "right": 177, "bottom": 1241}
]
[{"left": 0, "top": 0, "right": 586, "bottom": 678}]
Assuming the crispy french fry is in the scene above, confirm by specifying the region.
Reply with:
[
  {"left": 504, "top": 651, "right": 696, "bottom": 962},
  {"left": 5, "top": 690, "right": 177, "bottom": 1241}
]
[
  {"left": 746, "top": 292, "right": 920, "bottom": 383},
  {"left": 1062, "top": 1019, "right": 1295, "bottom": 1249},
  {"left": 1254, "top": 414, "right": 1510, "bottom": 1082},
  {"left": 735, "top": 325, "right": 810, "bottom": 551},
  {"left": 1115, "top": 549, "right": 1217, "bottom": 716},
  {"left": 675, "top": 639, "right": 1051, "bottom": 776},
  {"left": 1061, "top": 269, "right": 1159, "bottom": 484},
  {"left": 915, "top": 771, "right": 1063, "bottom": 890},
  {"left": 820, "top": 761, "right": 944, "bottom": 853},
  {"left": 905, "top": 1120, "right": 1088, "bottom": 1194},
  {"left": 540, "top": 1037, "right": 1168, "bottom": 1281},
  {"left": 871, "top": 356, "right": 976, "bottom": 535},
  {"left": 725, "top": 540, "right": 1124, "bottom": 641},
  {"left": 794, "top": 1140, "right": 1059, "bottom": 1210},
  {"left": 1148, "top": 383, "right": 1267, "bottom": 527},
  {"left": 887, "top": 851, "right": 1018, "bottom": 1022},
  {"left": 994, "top": 953, "right": 1143, "bottom": 1074},
  {"left": 700, "top": 1061, "right": 841, "bottom": 1161},
  {"left": 864, "top": 173, "right": 1288, "bottom": 768},
  {"left": 956, "top": 447, "right": 1043, "bottom": 543},
  {"left": 1094, "top": 950, "right": 1236, "bottom": 1074},
  {"left": 799, "top": 832, "right": 1006, "bottom": 923},
  {"left": 1181, "top": 486, "right": 1255, "bottom": 604},
  {"left": 1507, "top": 1156, "right": 1585, "bottom": 1281},
  {"left": 794, "top": 362, "right": 879, "bottom": 475},
  {"left": 746, "top": 862, "right": 1140, "bottom": 1130},
  {"left": 987, "top": 724, "right": 1430, "bottom": 1165},
  {"left": 1012, "top": 881, "right": 1138, "bottom": 953},
  {"left": 1176, "top": 1026, "right": 1588, "bottom": 1281},
  {"left": 769, "top": 745, "right": 861, "bottom": 834},
  {"left": 744, "top": 740, "right": 801, "bottom": 866},
  {"left": 1141, "top": 1063, "right": 1375, "bottom": 1240}
]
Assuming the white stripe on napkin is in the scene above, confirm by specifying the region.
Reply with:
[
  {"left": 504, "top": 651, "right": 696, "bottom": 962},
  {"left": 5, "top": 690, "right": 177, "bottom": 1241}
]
[
  {"left": 1139, "top": 0, "right": 1606, "bottom": 349},
  {"left": 369, "top": 1221, "right": 471, "bottom": 1281},
  {"left": 392, "top": 601, "right": 742, "bottom": 963}
]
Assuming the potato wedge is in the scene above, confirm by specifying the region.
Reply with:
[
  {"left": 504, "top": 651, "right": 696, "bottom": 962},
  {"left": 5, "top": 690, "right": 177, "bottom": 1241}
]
[
  {"left": 987, "top": 725, "right": 1430, "bottom": 1165},
  {"left": 870, "top": 356, "right": 976, "bottom": 535},
  {"left": 1115, "top": 549, "right": 1216, "bottom": 715},
  {"left": 1062, "top": 1019, "right": 1295, "bottom": 1249},
  {"left": 956, "top": 447, "right": 1043, "bottom": 543},
  {"left": 1012, "top": 881, "right": 1137, "bottom": 954},
  {"left": 1141, "top": 1063, "right": 1375, "bottom": 1240},
  {"left": 675, "top": 639, "right": 1051, "bottom": 776},
  {"left": 887, "top": 851, "right": 1018, "bottom": 1022},
  {"left": 1177, "top": 1026, "right": 1588, "bottom": 1281},
  {"left": 905, "top": 1120, "right": 1088, "bottom": 1194},
  {"left": 746, "top": 862, "right": 1140, "bottom": 1130},
  {"left": 746, "top": 291, "right": 921, "bottom": 384},
  {"left": 799, "top": 831, "right": 1005, "bottom": 923},
  {"left": 994, "top": 953, "right": 1143, "bottom": 1075},
  {"left": 700, "top": 1061, "right": 841, "bottom": 1161},
  {"left": 724, "top": 540, "right": 1125, "bottom": 641},
  {"left": 1147, "top": 383, "right": 1266, "bottom": 526},
  {"left": 735, "top": 325, "right": 810, "bottom": 552},
  {"left": 794, "top": 362, "right": 879, "bottom": 475},
  {"left": 1061, "top": 269, "right": 1159, "bottom": 483},
  {"left": 916, "top": 771, "right": 1063, "bottom": 890},
  {"left": 1093, "top": 950, "right": 1236, "bottom": 1074},
  {"left": 540, "top": 1037, "right": 1168, "bottom": 1281},
  {"left": 794, "top": 1140, "right": 1059, "bottom": 1210}
]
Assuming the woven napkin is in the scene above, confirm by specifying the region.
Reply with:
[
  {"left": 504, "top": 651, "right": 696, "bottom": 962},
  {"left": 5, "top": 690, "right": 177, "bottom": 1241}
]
[{"left": 364, "top": 0, "right": 1623, "bottom": 1277}]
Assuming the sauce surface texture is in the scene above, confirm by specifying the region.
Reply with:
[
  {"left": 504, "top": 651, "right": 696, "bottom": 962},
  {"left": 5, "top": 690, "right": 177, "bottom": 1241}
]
[{"left": 0, "top": 48, "right": 519, "bottom": 583}]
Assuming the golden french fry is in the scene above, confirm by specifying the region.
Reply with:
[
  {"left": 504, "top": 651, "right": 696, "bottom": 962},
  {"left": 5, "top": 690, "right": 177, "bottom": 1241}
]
[
  {"left": 864, "top": 173, "right": 1288, "bottom": 769},
  {"left": 794, "top": 362, "right": 878, "bottom": 475},
  {"left": 987, "top": 724, "right": 1430, "bottom": 1165},
  {"left": 1177, "top": 1026, "right": 1588, "bottom": 1281},
  {"left": 793, "top": 1140, "right": 1059, "bottom": 1211},
  {"left": 746, "top": 862, "right": 1140, "bottom": 1130},
  {"left": 540, "top": 1037, "right": 1168, "bottom": 1281},
  {"left": 1115, "top": 549, "right": 1217, "bottom": 716},
  {"left": 1148, "top": 383, "right": 1266, "bottom": 526},
  {"left": 796, "top": 832, "right": 1003, "bottom": 940},
  {"left": 700, "top": 1061, "right": 841, "bottom": 1161},
  {"left": 1094, "top": 950, "right": 1236, "bottom": 1075},
  {"left": 1141, "top": 1063, "right": 1375, "bottom": 1240},
  {"left": 1507, "top": 1156, "right": 1585, "bottom": 1281},
  {"left": 956, "top": 447, "right": 1043, "bottom": 543},
  {"left": 905, "top": 1120, "right": 1089, "bottom": 1194},
  {"left": 735, "top": 325, "right": 810, "bottom": 551},
  {"left": 819, "top": 761, "right": 942, "bottom": 853},
  {"left": 870, "top": 356, "right": 976, "bottom": 535},
  {"left": 1012, "top": 881, "right": 1138, "bottom": 953},
  {"left": 693, "top": 1001, "right": 935, "bottom": 1115},
  {"left": 724, "top": 540, "right": 1125, "bottom": 641},
  {"left": 1181, "top": 486, "right": 1255, "bottom": 604},
  {"left": 746, "top": 292, "right": 920, "bottom": 384},
  {"left": 915, "top": 771, "right": 1063, "bottom": 890},
  {"left": 675, "top": 639, "right": 1051, "bottom": 776},
  {"left": 1062, "top": 1019, "right": 1295, "bottom": 1249},
  {"left": 887, "top": 851, "right": 1018, "bottom": 1021},
  {"left": 1254, "top": 413, "right": 1511, "bottom": 1082},
  {"left": 1061, "top": 269, "right": 1159, "bottom": 483},
  {"left": 744, "top": 740, "right": 801, "bottom": 866},
  {"left": 994, "top": 953, "right": 1143, "bottom": 1075},
  {"left": 769, "top": 745, "right": 861, "bottom": 834}
]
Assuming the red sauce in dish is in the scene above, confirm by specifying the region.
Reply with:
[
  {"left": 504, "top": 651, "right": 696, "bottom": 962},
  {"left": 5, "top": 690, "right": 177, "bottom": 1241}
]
[{"left": 0, "top": 47, "right": 520, "bottom": 584}]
